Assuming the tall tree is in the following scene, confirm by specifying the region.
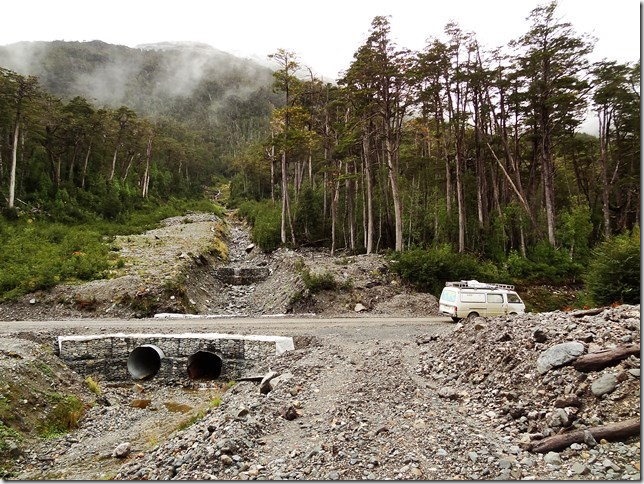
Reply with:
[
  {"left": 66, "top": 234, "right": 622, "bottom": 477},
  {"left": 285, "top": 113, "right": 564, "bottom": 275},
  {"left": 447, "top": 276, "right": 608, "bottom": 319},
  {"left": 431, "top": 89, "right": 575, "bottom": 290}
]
[
  {"left": 0, "top": 70, "right": 40, "bottom": 208},
  {"left": 268, "top": 49, "right": 300, "bottom": 245},
  {"left": 513, "top": 0, "right": 593, "bottom": 246},
  {"left": 342, "top": 16, "right": 413, "bottom": 252}
]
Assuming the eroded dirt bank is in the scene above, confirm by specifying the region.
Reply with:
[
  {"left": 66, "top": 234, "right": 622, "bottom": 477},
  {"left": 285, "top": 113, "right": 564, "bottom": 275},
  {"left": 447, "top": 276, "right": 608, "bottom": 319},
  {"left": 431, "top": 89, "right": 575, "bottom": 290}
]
[
  {"left": 0, "top": 213, "right": 639, "bottom": 480},
  {"left": 0, "top": 211, "right": 438, "bottom": 321}
]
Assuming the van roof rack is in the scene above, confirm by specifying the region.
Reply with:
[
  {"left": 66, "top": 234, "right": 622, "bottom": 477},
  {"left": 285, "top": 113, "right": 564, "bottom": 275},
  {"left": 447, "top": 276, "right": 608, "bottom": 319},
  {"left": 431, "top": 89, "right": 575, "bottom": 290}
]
[{"left": 446, "top": 280, "right": 515, "bottom": 290}]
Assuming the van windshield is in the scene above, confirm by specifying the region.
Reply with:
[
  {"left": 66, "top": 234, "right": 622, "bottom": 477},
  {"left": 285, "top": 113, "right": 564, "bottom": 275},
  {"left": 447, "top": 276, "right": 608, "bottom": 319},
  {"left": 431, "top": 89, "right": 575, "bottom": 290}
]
[
  {"left": 440, "top": 289, "right": 457, "bottom": 303},
  {"left": 507, "top": 293, "right": 522, "bottom": 303}
]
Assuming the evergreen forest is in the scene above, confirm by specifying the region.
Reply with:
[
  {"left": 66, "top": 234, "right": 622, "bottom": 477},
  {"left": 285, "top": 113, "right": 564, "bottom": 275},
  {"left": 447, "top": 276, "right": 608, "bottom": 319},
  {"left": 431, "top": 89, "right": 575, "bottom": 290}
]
[{"left": 0, "top": 1, "right": 640, "bottom": 306}]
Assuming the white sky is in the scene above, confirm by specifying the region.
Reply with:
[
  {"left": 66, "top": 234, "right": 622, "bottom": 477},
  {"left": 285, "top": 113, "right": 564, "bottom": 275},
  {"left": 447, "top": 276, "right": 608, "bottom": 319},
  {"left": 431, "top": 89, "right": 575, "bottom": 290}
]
[{"left": 1, "top": 0, "right": 640, "bottom": 80}]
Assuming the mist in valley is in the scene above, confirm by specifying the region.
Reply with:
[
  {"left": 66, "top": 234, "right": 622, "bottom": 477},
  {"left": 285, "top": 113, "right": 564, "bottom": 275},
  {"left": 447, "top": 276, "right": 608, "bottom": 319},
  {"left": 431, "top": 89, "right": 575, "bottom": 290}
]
[{"left": 0, "top": 40, "right": 278, "bottom": 127}]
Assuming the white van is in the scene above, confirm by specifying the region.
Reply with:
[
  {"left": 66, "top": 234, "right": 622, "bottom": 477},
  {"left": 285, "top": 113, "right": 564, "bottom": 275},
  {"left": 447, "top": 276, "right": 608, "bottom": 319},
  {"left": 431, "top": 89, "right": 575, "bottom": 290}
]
[{"left": 439, "top": 280, "right": 525, "bottom": 321}]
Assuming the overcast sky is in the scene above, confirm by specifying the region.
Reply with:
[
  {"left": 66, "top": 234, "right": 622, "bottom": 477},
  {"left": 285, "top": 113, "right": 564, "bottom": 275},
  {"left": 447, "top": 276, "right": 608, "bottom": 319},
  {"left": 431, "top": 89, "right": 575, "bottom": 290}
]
[{"left": 1, "top": 0, "right": 640, "bottom": 79}]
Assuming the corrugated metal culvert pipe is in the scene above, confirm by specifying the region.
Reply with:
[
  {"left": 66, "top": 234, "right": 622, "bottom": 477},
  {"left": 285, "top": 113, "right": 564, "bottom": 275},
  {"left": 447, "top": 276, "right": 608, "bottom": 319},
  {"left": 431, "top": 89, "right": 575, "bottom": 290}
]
[{"left": 127, "top": 344, "right": 165, "bottom": 379}]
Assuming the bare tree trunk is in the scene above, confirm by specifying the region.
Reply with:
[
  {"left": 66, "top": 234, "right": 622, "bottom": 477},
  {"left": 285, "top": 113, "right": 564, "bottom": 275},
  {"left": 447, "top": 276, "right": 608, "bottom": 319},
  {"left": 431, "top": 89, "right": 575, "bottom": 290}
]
[
  {"left": 81, "top": 141, "right": 92, "bottom": 190},
  {"left": 455, "top": 150, "right": 466, "bottom": 253},
  {"left": 280, "top": 151, "right": 288, "bottom": 244},
  {"left": 385, "top": 136, "right": 403, "bottom": 252},
  {"left": 8, "top": 122, "right": 19, "bottom": 209},
  {"left": 109, "top": 145, "right": 119, "bottom": 182},
  {"left": 362, "top": 128, "right": 374, "bottom": 254},
  {"left": 598, "top": 107, "right": 612, "bottom": 239},
  {"left": 142, "top": 136, "right": 152, "bottom": 198},
  {"left": 68, "top": 141, "right": 79, "bottom": 184},
  {"left": 345, "top": 161, "right": 355, "bottom": 251},
  {"left": 122, "top": 153, "right": 136, "bottom": 182},
  {"left": 542, "top": 146, "right": 557, "bottom": 246},
  {"left": 331, "top": 161, "right": 341, "bottom": 255}
]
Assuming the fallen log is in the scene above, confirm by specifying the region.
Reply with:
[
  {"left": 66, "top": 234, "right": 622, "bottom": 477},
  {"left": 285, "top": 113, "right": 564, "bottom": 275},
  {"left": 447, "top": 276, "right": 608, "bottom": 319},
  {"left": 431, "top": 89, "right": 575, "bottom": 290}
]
[
  {"left": 530, "top": 418, "right": 640, "bottom": 454},
  {"left": 573, "top": 343, "right": 640, "bottom": 372},
  {"left": 570, "top": 307, "right": 607, "bottom": 318}
]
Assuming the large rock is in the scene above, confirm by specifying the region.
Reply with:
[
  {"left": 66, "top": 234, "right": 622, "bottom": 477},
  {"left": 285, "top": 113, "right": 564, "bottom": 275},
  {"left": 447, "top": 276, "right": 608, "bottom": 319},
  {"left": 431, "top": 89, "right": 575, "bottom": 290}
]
[
  {"left": 536, "top": 341, "right": 585, "bottom": 374},
  {"left": 113, "top": 442, "right": 131, "bottom": 458},
  {"left": 591, "top": 373, "right": 618, "bottom": 397}
]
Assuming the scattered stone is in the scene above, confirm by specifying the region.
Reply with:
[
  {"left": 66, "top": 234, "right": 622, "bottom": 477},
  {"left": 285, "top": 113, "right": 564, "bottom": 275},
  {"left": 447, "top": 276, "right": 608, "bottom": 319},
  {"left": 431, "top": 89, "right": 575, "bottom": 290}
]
[
  {"left": 591, "top": 373, "right": 618, "bottom": 397},
  {"left": 543, "top": 452, "right": 562, "bottom": 466},
  {"left": 259, "top": 371, "right": 279, "bottom": 395},
  {"left": 220, "top": 455, "right": 233, "bottom": 466},
  {"left": 280, "top": 405, "right": 299, "bottom": 421},
  {"left": 112, "top": 442, "right": 131, "bottom": 458},
  {"left": 536, "top": 342, "right": 585, "bottom": 374}
]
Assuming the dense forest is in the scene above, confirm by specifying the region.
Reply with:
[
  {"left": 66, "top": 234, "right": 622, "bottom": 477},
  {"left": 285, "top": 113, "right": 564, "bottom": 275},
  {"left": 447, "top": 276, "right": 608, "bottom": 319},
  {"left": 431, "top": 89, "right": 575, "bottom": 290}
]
[
  {"left": 229, "top": 2, "right": 639, "bottom": 305},
  {"left": 0, "top": 1, "right": 639, "bottom": 305},
  {"left": 0, "top": 40, "right": 280, "bottom": 219}
]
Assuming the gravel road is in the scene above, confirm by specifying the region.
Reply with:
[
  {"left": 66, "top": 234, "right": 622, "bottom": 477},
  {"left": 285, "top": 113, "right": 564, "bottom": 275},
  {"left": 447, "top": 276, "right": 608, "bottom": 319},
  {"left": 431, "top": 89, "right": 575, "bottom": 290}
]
[
  {"left": 1, "top": 213, "right": 639, "bottom": 480},
  {"left": 5, "top": 307, "right": 640, "bottom": 481},
  {"left": 0, "top": 315, "right": 450, "bottom": 340}
]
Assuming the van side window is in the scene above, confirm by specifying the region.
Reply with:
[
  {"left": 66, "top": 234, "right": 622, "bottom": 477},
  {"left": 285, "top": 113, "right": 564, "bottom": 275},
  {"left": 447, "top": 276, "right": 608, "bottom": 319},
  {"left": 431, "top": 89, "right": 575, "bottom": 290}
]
[
  {"left": 487, "top": 293, "right": 503, "bottom": 303},
  {"left": 460, "top": 292, "right": 485, "bottom": 303},
  {"left": 507, "top": 293, "right": 521, "bottom": 303}
]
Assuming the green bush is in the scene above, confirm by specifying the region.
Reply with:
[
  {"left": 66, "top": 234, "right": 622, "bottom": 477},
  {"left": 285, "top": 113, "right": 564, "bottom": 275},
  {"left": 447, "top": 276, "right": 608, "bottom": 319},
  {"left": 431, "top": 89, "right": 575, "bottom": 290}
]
[
  {"left": 584, "top": 227, "right": 640, "bottom": 305},
  {"left": 238, "top": 200, "right": 282, "bottom": 252},
  {"left": 38, "top": 394, "right": 84, "bottom": 438},
  {"left": 506, "top": 242, "right": 583, "bottom": 285},
  {"left": 301, "top": 269, "right": 337, "bottom": 293},
  {"left": 390, "top": 245, "right": 509, "bottom": 296}
]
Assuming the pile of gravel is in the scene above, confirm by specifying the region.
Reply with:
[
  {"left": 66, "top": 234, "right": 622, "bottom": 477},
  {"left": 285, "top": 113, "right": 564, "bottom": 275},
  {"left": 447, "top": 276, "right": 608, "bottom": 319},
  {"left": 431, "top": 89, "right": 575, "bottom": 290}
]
[{"left": 115, "top": 305, "right": 640, "bottom": 480}]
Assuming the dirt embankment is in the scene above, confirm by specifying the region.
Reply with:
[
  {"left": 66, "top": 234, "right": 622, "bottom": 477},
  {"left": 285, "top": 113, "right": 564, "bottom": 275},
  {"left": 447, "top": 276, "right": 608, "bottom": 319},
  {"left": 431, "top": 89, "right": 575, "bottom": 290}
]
[
  {"left": 0, "top": 211, "right": 438, "bottom": 322},
  {"left": 0, "top": 212, "right": 639, "bottom": 480}
]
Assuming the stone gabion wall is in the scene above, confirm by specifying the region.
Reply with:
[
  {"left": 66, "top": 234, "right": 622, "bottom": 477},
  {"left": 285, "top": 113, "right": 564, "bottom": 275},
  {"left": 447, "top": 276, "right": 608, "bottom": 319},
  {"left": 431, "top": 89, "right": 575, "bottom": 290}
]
[{"left": 58, "top": 334, "right": 285, "bottom": 384}]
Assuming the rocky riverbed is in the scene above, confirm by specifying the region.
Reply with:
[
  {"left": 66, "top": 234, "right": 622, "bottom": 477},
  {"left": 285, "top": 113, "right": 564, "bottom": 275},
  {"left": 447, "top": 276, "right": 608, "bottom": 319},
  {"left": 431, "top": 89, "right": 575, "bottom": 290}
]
[
  {"left": 0, "top": 212, "right": 640, "bottom": 480},
  {"left": 114, "top": 305, "right": 638, "bottom": 481}
]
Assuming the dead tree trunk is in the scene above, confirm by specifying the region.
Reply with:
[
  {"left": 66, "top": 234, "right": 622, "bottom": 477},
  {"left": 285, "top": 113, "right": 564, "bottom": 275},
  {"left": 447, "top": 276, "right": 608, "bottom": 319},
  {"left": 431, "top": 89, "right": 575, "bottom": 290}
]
[
  {"left": 573, "top": 343, "right": 640, "bottom": 372},
  {"left": 530, "top": 418, "right": 640, "bottom": 454}
]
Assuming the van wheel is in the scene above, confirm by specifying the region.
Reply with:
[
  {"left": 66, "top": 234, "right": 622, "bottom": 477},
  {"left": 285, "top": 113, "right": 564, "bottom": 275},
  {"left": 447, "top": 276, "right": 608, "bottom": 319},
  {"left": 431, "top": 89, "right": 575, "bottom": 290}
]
[
  {"left": 467, "top": 312, "right": 479, "bottom": 319},
  {"left": 509, "top": 312, "right": 518, "bottom": 316},
  {"left": 451, "top": 316, "right": 460, "bottom": 323}
]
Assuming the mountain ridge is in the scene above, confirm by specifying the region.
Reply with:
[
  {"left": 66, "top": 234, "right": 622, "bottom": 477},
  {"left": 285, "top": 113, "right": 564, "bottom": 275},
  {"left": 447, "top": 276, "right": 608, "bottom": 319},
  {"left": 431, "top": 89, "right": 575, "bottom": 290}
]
[{"left": 0, "top": 39, "right": 280, "bottom": 128}]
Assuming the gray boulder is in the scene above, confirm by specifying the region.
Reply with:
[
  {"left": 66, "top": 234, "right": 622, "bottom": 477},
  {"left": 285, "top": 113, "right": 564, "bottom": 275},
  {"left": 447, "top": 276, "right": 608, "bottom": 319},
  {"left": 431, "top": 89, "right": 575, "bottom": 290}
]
[
  {"left": 591, "top": 373, "right": 618, "bottom": 397},
  {"left": 536, "top": 341, "right": 585, "bottom": 374}
]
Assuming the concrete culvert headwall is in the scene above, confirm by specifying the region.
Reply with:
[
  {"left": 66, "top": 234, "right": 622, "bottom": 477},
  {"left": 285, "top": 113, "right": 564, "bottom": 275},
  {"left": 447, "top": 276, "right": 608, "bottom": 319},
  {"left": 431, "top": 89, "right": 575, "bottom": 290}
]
[
  {"left": 127, "top": 344, "right": 165, "bottom": 380},
  {"left": 187, "top": 350, "right": 222, "bottom": 380},
  {"left": 57, "top": 333, "right": 294, "bottom": 383}
]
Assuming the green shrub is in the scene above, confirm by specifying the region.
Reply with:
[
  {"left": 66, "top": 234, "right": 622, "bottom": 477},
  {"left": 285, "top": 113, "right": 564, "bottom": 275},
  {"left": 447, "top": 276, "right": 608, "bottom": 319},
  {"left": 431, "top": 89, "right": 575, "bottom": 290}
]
[
  {"left": 38, "top": 394, "right": 84, "bottom": 438},
  {"left": 390, "top": 245, "right": 509, "bottom": 296},
  {"left": 238, "top": 200, "right": 282, "bottom": 252},
  {"left": 0, "top": 421, "right": 21, "bottom": 453},
  {"left": 301, "top": 269, "right": 337, "bottom": 293},
  {"left": 506, "top": 242, "right": 583, "bottom": 285},
  {"left": 84, "top": 376, "right": 101, "bottom": 396},
  {"left": 584, "top": 227, "right": 640, "bottom": 305}
]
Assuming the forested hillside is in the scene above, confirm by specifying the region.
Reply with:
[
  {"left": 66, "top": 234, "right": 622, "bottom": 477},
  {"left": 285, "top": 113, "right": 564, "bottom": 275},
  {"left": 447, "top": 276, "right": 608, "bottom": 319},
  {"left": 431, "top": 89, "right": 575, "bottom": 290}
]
[
  {"left": 0, "top": 0, "right": 639, "bottom": 306},
  {"left": 0, "top": 41, "right": 279, "bottom": 299},
  {"left": 230, "top": 2, "right": 639, "bottom": 305},
  {"left": 0, "top": 40, "right": 281, "bottom": 214}
]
